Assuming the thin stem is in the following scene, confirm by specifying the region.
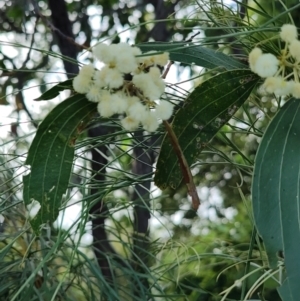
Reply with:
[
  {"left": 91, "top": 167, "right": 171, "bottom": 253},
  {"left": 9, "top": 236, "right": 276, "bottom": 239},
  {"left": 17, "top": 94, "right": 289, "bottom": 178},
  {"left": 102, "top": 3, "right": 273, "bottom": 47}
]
[{"left": 163, "top": 120, "right": 200, "bottom": 210}]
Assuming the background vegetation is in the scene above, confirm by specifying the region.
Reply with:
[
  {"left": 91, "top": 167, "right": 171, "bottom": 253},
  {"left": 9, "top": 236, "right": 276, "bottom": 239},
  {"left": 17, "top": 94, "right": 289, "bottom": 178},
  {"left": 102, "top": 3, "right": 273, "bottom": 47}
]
[{"left": 1, "top": 0, "right": 299, "bottom": 300}]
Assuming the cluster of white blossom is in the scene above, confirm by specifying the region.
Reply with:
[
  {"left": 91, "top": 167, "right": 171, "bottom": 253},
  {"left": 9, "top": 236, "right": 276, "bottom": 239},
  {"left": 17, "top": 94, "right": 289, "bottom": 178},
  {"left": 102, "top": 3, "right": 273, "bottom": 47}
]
[
  {"left": 249, "top": 24, "right": 300, "bottom": 98},
  {"left": 73, "top": 43, "right": 173, "bottom": 132}
]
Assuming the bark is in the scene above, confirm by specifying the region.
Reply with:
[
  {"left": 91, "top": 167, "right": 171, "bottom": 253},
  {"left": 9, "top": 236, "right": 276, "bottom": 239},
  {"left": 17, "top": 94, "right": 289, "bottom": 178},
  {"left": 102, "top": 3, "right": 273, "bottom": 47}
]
[
  {"left": 48, "top": 0, "right": 79, "bottom": 77},
  {"left": 88, "top": 125, "right": 118, "bottom": 283},
  {"left": 148, "top": 0, "right": 179, "bottom": 41},
  {"left": 131, "top": 131, "right": 157, "bottom": 298}
]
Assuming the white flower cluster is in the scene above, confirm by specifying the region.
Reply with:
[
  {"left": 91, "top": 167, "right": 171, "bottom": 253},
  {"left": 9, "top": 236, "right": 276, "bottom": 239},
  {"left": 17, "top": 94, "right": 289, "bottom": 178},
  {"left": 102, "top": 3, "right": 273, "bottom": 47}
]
[
  {"left": 249, "top": 24, "right": 300, "bottom": 98},
  {"left": 73, "top": 43, "right": 173, "bottom": 132}
]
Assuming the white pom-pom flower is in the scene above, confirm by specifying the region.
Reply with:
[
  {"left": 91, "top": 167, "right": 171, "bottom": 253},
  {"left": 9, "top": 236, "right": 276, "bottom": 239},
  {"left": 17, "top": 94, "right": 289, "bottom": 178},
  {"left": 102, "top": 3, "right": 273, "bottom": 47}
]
[
  {"left": 154, "top": 101, "right": 174, "bottom": 120},
  {"left": 116, "top": 52, "right": 138, "bottom": 74},
  {"left": 142, "top": 111, "right": 159, "bottom": 132},
  {"left": 86, "top": 84, "right": 101, "bottom": 103},
  {"left": 131, "top": 47, "right": 142, "bottom": 56},
  {"left": 133, "top": 73, "right": 163, "bottom": 100},
  {"left": 138, "top": 51, "right": 169, "bottom": 67},
  {"left": 273, "top": 79, "right": 293, "bottom": 96},
  {"left": 280, "top": 24, "right": 298, "bottom": 43},
  {"left": 144, "top": 82, "right": 164, "bottom": 100},
  {"left": 98, "top": 100, "right": 114, "bottom": 117},
  {"left": 121, "top": 116, "right": 139, "bottom": 131},
  {"left": 79, "top": 64, "right": 94, "bottom": 78},
  {"left": 111, "top": 93, "right": 128, "bottom": 114},
  {"left": 148, "top": 66, "right": 161, "bottom": 78},
  {"left": 289, "top": 40, "right": 300, "bottom": 61},
  {"left": 113, "top": 42, "right": 132, "bottom": 53},
  {"left": 93, "top": 43, "right": 116, "bottom": 65},
  {"left": 149, "top": 67, "right": 166, "bottom": 93},
  {"left": 254, "top": 53, "right": 279, "bottom": 78},
  {"left": 136, "top": 51, "right": 156, "bottom": 66},
  {"left": 132, "top": 73, "right": 150, "bottom": 91},
  {"left": 263, "top": 77, "right": 293, "bottom": 95},
  {"left": 248, "top": 47, "right": 262, "bottom": 72},
  {"left": 127, "top": 102, "right": 148, "bottom": 122},
  {"left": 127, "top": 95, "right": 140, "bottom": 106},
  {"left": 73, "top": 75, "right": 92, "bottom": 94},
  {"left": 99, "top": 90, "right": 112, "bottom": 102},
  {"left": 153, "top": 52, "right": 169, "bottom": 66},
  {"left": 94, "top": 70, "right": 106, "bottom": 88},
  {"left": 101, "top": 66, "right": 124, "bottom": 89},
  {"left": 97, "top": 91, "right": 114, "bottom": 117},
  {"left": 262, "top": 77, "right": 281, "bottom": 94}
]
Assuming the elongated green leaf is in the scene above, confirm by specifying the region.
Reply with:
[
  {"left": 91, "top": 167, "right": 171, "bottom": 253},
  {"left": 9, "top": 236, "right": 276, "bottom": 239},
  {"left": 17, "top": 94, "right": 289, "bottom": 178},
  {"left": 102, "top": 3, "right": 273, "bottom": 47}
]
[
  {"left": 155, "top": 70, "right": 259, "bottom": 189},
  {"left": 138, "top": 42, "right": 247, "bottom": 70},
  {"left": 23, "top": 94, "right": 96, "bottom": 233},
  {"left": 35, "top": 78, "right": 73, "bottom": 101},
  {"left": 252, "top": 98, "right": 300, "bottom": 301}
]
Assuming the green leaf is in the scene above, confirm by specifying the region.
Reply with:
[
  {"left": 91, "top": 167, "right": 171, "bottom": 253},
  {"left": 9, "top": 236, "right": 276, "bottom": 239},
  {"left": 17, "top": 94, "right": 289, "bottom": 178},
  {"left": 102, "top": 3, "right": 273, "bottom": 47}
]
[
  {"left": 23, "top": 94, "right": 96, "bottom": 234},
  {"left": 252, "top": 98, "right": 300, "bottom": 301},
  {"left": 34, "top": 78, "right": 73, "bottom": 101},
  {"left": 154, "top": 69, "right": 259, "bottom": 190},
  {"left": 138, "top": 42, "right": 247, "bottom": 70}
]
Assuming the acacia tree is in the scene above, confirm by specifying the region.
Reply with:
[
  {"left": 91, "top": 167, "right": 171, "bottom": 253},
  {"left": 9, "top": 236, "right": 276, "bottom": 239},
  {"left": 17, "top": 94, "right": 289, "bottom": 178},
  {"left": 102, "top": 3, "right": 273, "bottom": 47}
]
[{"left": 2, "top": 1, "right": 300, "bottom": 301}]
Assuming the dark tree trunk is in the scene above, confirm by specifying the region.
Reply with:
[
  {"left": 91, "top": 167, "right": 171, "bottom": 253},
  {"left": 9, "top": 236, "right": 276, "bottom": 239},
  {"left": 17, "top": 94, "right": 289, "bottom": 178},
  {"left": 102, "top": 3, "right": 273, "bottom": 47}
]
[
  {"left": 88, "top": 125, "right": 122, "bottom": 284},
  {"left": 48, "top": 0, "right": 79, "bottom": 77}
]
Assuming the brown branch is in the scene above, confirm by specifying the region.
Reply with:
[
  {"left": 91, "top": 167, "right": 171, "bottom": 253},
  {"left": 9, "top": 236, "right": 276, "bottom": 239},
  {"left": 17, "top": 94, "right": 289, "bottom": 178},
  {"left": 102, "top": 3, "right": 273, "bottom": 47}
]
[
  {"left": 161, "top": 61, "right": 174, "bottom": 79},
  {"left": 0, "top": 55, "right": 49, "bottom": 78},
  {"left": 30, "top": 0, "right": 87, "bottom": 52},
  {"left": 20, "top": 16, "right": 40, "bottom": 70},
  {"left": 161, "top": 64, "right": 200, "bottom": 209},
  {"left": 163, "top": 120, "right": 200, "bottom": 210},
  {"left": 0, "top": 50, "right": 46, "bottom": 127},
  {"left": 187, "top": 31, "right": 201, "bottom": 42},
  {"left": 15, "top": 87, "right": 38, "bottom": 128},
  {"left": 160, "top": 36, "right": 200, "bottom": 210}
]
